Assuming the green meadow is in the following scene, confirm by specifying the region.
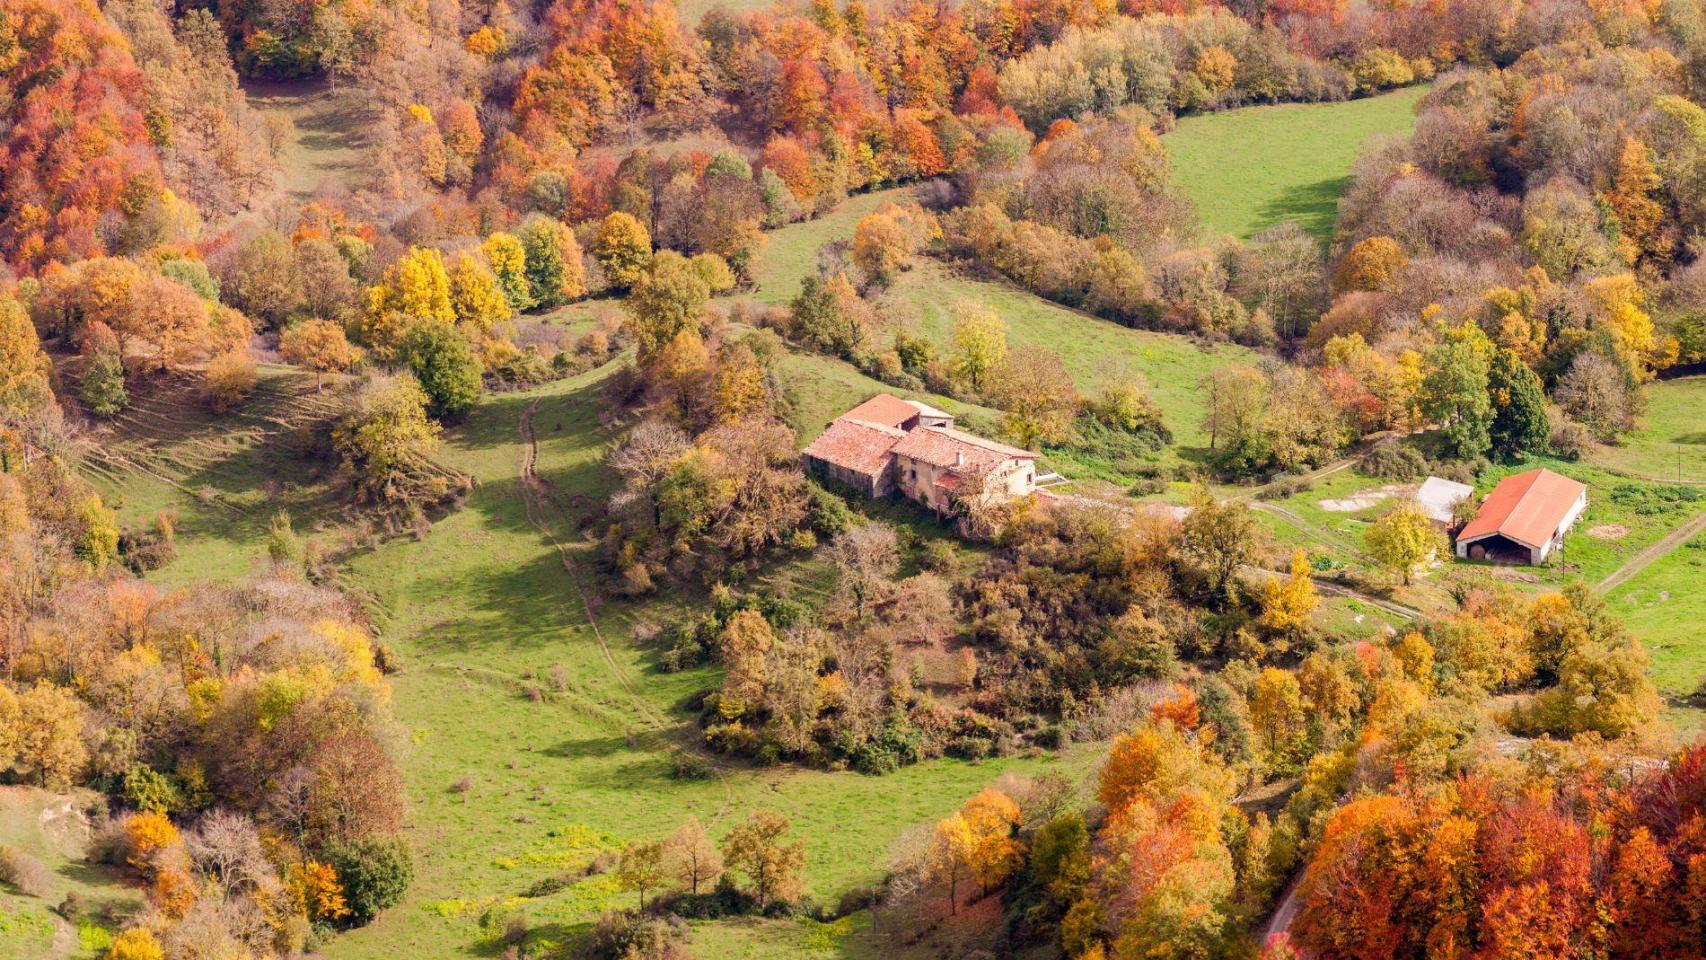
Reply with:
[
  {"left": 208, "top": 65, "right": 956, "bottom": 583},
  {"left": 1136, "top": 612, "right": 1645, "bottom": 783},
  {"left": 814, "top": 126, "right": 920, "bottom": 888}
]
[{"left": 1163, "top": 85, "right": 1428, "bottom": 242}]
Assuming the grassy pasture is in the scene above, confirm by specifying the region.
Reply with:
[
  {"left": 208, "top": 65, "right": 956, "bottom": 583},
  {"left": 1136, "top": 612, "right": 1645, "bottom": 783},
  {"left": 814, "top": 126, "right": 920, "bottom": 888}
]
[
  {"left": 243, "top": 79, "right": 371, "bottom": 202},
  {"left": 0, "top": 787, "right": 141, "bottom": 960},
  {"left": 1608, "top": 526, "right": 1706, "bottom": 699},
  {"left": 1163, "top": 86, "right": 1428, "bottom": 242},
  {"left": 1590, "top": 375, "right": 1706, "bottom": 483},
  {"left": 884, "top": 262, "right": 1257, "bottom": 459},
  {"left": 78, "top": 364, "right": 350, "bottom": 584}
]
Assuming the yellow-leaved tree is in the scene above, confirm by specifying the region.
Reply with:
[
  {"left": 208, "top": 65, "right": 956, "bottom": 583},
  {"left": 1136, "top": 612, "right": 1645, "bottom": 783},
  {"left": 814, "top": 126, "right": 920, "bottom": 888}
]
[
  {"left": 0, "top": 296, "right": 51, "bottom": 416},
  {"left": 1363, "top": 500, "right": 1445, "bottom": 585},
  {"left": 364, "top": 247, "right": 455, "bottom": 360},
  {"left": 1258, "top": 549, "right": 1318, "bottom": 640}
]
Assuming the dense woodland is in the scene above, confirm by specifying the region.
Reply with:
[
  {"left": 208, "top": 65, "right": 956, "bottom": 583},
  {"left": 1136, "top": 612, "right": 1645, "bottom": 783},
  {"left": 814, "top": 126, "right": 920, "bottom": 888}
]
[{"left": 2, "top": 0, "right": 1706, "bottom": 956}]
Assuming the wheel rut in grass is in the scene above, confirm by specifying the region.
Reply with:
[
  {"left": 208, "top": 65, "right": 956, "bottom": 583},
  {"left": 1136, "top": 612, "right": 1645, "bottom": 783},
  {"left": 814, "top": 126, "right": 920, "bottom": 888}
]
[
  {"left": 1597, "top": 511, "right": 1706, "bottom": 594},
  {"left": 516, "top": 398, "right": 737, "bottom": 816},
  {"left": 517, "top": 399, "right": 659, "bottom": 727}
]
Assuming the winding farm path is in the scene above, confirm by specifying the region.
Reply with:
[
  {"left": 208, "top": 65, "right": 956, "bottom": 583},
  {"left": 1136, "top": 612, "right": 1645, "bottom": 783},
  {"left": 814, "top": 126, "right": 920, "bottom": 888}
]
[
  {"left": 1596, "top": 511, "right": 1706, "bottom": 594},
  {"left": 515, "top": 398, "right": 737, "bottom": 818},
  {"left": 516, "top": 398, "right": 666, "bottom": 731}
]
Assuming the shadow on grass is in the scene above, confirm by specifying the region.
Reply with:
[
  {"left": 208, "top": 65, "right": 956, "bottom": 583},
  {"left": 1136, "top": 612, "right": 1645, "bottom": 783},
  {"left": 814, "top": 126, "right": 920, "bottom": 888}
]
[{"left": 1253, "top": 175, "right": 1351, "bottom": 242}]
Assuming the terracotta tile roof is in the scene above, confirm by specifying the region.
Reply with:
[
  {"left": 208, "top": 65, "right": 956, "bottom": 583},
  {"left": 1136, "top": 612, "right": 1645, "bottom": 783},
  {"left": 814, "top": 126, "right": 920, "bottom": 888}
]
[
  {"left": 841, "top": 393, "right": 923, "bottom": 430},
  {"left": 889, "top": 424, "right": 1035, "bottom": 471},
  {"left": 801, "top": 418, "right": 904, "bottom": 477},
  {"left": 1457, "top": 468, "right": 1588, "bottom": 549}
]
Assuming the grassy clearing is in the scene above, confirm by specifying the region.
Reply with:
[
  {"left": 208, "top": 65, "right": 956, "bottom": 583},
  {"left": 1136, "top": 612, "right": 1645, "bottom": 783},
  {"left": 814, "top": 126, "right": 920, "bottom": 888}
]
[
  {"left": 1609, "top": 527, "right": 1706, "bottom": 700},
  {"left": 0, "top": 787, "right": 140, "bottom": 960},
  {"left": 79, "top": 364, "right": 349, "bottom": 585},
  {"left": 750, "top": 189, "right": 909, "bottom": 305},
  {"left": 883, "top": 261, "right": 1257, "bottom": 459},
  {"left": 1163, "top": 86, "right": 1428, "bottom": 242},
  {"left": 1591, "top": 375, "right": 1706, "bottom": 483},
  {"left": 243, "top": 78, "right": 371, "bottom": 201}
]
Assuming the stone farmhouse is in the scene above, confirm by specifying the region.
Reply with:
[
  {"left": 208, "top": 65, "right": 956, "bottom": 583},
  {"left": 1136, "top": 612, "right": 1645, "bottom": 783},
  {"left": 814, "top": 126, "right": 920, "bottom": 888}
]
[
  {"left": 801, "top": 393, "right": 1038, "bottom": 516},
  {"left": 1455, "top": 467, "right": 1589, "bottom": 565}
]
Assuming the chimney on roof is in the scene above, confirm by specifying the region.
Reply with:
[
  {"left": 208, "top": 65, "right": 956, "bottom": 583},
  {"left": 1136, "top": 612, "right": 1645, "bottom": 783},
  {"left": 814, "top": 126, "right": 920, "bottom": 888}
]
[{"left": 955, "top": 451, "right": 964, "bottom": 467}]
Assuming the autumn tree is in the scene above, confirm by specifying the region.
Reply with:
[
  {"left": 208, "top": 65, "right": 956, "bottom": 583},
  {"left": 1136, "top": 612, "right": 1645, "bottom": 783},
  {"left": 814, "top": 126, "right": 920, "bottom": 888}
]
[
  {"left": 1182, "top": 490, "right": 1264, "bottom": 602},
  {"left": 958, "top": 788, "right": 1023, "bottom": 895},
  {"left": 1602, "top": 137, "right": 1669, "bottom": 265},
  {"left": 227, "top": 230, "right": 299, "bottom": 326},
  {"left": 1097, "top": 721, "right": 1233, "bottom": 815},
  {"left": 1556, "top": 352, "right": 1637, "bottom": 441},
  {"left": 717, "top": 609, "right": 775, "bottom": 718},
  {"left": 596, "top": 212, "right": 653, "bottom": 290},
  {"left": 13, "top": 683, "right": 87, "bottom": 788},
  {"left": 616, "top": 840, "right": 667, "bottom": 909},
  {"left": 204, "top": 351, "right": 257, "bottom": 413},
  {"left": 1364, "top": 500, "right": 1444, "bottom": 584},
  {"left": 722, "top": 809, "right": 805, "bottom": 910},
  {"left": 517, "top": 216, "right": 587, "bottom": 308},
  {"left": 664, "top": 817, "right": 723, "bottom": 895},
  {"left": 1331, "top": 236, "right": 1407, "bottom": 294},
  {"left": 0, "top": 298, "right": 51, "bottom": 416},
  {"left": 1198, "top": 364, "right": 1269, "bottom": 456},
  {"left": 482, "top": 232, "right": 534, "bottom": 311},
  {"left": 626, "top": 251, "right": 710, "bottom": 365},
  {"left": 1258, "top": 549, "right": 1317, "bottom": 640},
  {"left": 1250, "top": 668, "right": 1306, "bottom": 763},
  {"left": 950, "top": 303, "right": 1008, "bottom": 395},
  {"left": 280, "top": 319, "right": 361, "bottom": 390},
  {"left": 827, "top": 522, "right": 900, "bottom": 618},
  {"left": 930, "top": 788, "right": 1024, "bottom": 912},
  {"left": 332, "top": 373, "right": 444, "bottom": 503},
  {"left": 446, "top": 255, "right": 511, "bottom": 337},
  {"left": 853, "top": 208, "right": 930, "bottom": 283},
  {"left": 992, "top": 347, "right": 1079, "bottom": 448},
  {"left": 363, "top": 247, "right": 455, "bottom": 361}
]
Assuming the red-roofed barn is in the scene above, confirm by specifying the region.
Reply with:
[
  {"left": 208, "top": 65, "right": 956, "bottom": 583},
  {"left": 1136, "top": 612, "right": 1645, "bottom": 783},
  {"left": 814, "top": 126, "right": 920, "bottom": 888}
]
[{"left": 1454, "top": 468, "right": 1588, "bottom": 565}]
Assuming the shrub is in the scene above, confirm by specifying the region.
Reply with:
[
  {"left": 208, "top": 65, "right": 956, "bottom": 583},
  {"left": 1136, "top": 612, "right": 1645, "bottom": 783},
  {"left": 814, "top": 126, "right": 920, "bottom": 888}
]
[
  {"left": 325, "top": 836, "right": 414, "bottom": 926},
  {"left": 667, "top": 748, "right": 713, "bottom": 781},
  {"left": 1548, "top": 413, "right": 1594, "bottom": 461},
  {"left": 81, "top": 351, "right": 128, "bottom": 416},
  {"left": 584, "top": 912, "right": 691, "bottom": 960},
  {"left": 805, "top": 480, "right": 854, "bottom": 536},
  {"left": 104, "top": 928, "right": 165, "bottom": 960},
  {"left": 122, "top": 766, "right": 182, "bottom": 814},
  {"left": 0, "top": 844, "right": 53, "bottom": 897},
  {"left": 919, "top": 539, "right": 958, "bottom": 573},
  {"left": 204, "top": 351, "right": 257, "bottom": 413},
  {"left": 1359, "top": 444, "right": 1428, "bottom": 479}
]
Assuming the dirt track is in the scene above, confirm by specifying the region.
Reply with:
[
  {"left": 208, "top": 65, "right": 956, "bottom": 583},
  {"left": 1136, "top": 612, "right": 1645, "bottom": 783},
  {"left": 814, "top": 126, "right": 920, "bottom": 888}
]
[{"left": 1596, "top": 511, "right": 1706, "bottom": 594}]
